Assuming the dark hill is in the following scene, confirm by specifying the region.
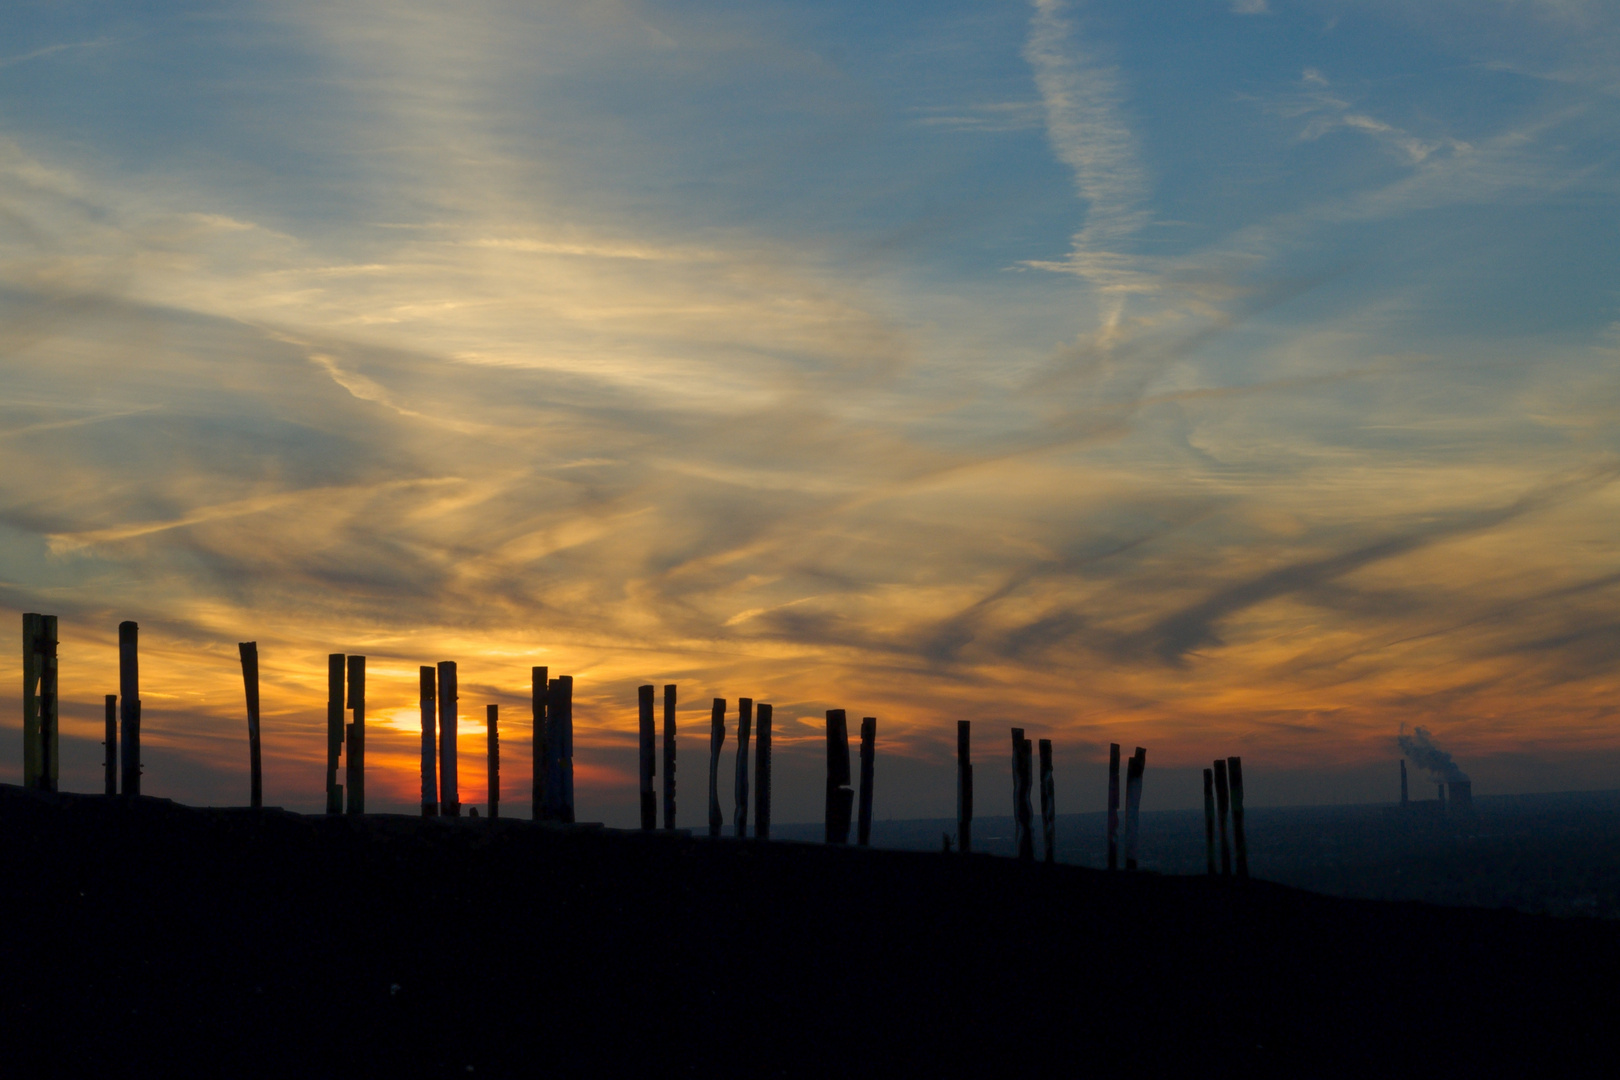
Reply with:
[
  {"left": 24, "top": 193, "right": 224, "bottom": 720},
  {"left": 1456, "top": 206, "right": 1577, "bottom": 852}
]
[{"left": 1, "top": 786, "right": 1615, "bottom": 1078}]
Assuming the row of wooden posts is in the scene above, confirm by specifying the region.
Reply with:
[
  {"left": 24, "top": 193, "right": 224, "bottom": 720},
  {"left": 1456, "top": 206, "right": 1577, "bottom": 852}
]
[{"left": 21, "top": 613, "right": 1247, "bottom": 876}]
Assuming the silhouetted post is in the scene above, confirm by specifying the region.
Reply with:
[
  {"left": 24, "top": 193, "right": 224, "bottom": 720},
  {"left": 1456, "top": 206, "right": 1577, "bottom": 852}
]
[
  {"left": 1228, "top": 756, "right": 1248, "bottom": 880},
  {"left": 553, "top": 675, "right": 575, "bottom": 823},
  {"left": 1123, "top": 747, "right": 1145, "bottom": 870},
  {"left": 537, "top": 667, "right": 557, "bottom": 819},
  {"left": 345, "top": 656, "right": 365, "bottom": 815},
  {"left": 1203, "top": 768, "right": 1217, "bottom": 876},
  {"left": 957, "top": 721, "right": 973, "bottom": 854},
  {"left": 639, "top": 685, "right": 657, "bottom": 831},
  {"left": 1106, "top": 743, "right": 1120, "bottom": 870},
  {"left": 734, "top": 698, "right": 752, "bottom": 838},
  {"left": 438, "top": 661, "right": 459, "bottom": 817},
  {"left": 754, "top": 702, "right": 772, "bottom": 839},
  {"left": 326, "top": 653, "right": 345, "bottom": 814},
  {"left": 1038, "top": 738, "right": 1055, "bottom": 865},
  {"left": 707, "top": 698, "right": 726, "bottom": 838},
  {"left": 103, "top": 695, "right": 117, "bottom": 796},
  {"left": 825, "top": 710, "right": 853, "bottom": 844},
  {"left": 1213, "top": 759, "right": 1231, "bottom": 876},
  {"left": 857, "top": 717, "right": 877, "bottom": 847},
  {"left": 662, "top": 684, "right": 677, "bottom": 830},
  {"left": 238, "top": 642, "right": 262, "bottom": 809},
  {"left": 1011, "top": 729, "right": 1034, "bottom": 862},
  {"left": 487, "top": 704, "right": 499, "bottom": 820},
  {"left": 22, "top": 613, "right": 58, "bottom": 792},
  {"left": 421, "top": 667, "right": 438, "bottom": 817},
  {"left": 120, "top": 621, "right": 141, "bottom": 798}
]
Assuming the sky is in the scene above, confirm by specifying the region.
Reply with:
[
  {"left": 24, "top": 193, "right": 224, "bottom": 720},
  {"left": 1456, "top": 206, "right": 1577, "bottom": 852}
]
[{"left": 3, "top": 0, "right": 1619, "bottom": 827}]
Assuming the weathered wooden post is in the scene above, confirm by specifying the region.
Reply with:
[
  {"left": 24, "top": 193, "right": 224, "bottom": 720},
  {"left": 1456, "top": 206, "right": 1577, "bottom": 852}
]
[
  {"left": 487, "top": 704, "right": 499, "bottom": 820},
  {"left": 103, "top": 694, "right": 117, "bottom": 796},
  {"left": 638, "top": 685, "right": 657, "bottom": 831},
  {"left": 1203, "top": 767, "right": 1217, "bottom": 876},
  {"left": 421, "top": 667, "right": 438, "bottom": 817},
  {"left": 22, "top": 613, "right": 59, "bottom": 792},
  {"left": 662, "top": 684, "right": 677, "bottom": 830},
  {"left": 345, "top": 655, "right": 366, "bottom": 815},
  {"left": 546, "top": 675, "right": 574, "bottom": 823},
  {"left": 825, "top": 710, "right": 853, "bottom": 844},
  {"left": 857, "top": 717, "right": 876, "bottom": 847},
  {"left": 1106, "top": 742, "right": 1120, "bottom": 870},
  {"left": 438, "top": 661, "right": 459, "bottom": 817},
  {"left": 119, "top": 621, "right": 141, "bottom": 798},
  {"left": 734, "top": 698, "right": 752, "bottom": 839},
  {"left": 238, "top": 642, "right": 262, "bottom": 809},
  {"left": 326, "top": 653, "right": 345, "bottom": 814},
  {"left": 1213, "top": 758, "right": 1231, "bottom": 876},
  {"left": 537, "top": 663, "right": 557, "bottom": 822},
  {"left": 1228, "top": 756, "right": 1248, "bottom": 880},
  {"left": 957, "top": 720, "right": 972, "bottom": 854},
  {"left": 1011, "top": 729, "right": 1034, "bottom": 862},
  {"left": 754, "top": 702, "right": 771, "bottom": 839},
  {"left": 1123, "top": 747, "right": 1145, "bottom": 870},
  {"left": 1038, "top": 738, "right": 1055, "bottom": 865},
  {"left": 707, "top": 698, "right": 726, "bottom": 838}
]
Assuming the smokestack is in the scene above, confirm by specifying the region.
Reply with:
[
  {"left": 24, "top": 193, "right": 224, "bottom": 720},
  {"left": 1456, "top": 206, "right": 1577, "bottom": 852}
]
[{"left": 1400, "top": 759, "right": 1408, "bottom": 806}]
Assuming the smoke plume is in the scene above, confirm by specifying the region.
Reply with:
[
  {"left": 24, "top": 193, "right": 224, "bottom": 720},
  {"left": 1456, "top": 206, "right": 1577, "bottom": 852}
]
[{"left": 1397, "top": 726, "right": 1469, "bottom": 784}]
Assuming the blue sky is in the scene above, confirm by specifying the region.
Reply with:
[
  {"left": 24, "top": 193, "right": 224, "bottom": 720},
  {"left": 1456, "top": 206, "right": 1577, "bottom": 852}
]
[{"left": 3, "top": 1, "right": 1619, "bottom": 823}]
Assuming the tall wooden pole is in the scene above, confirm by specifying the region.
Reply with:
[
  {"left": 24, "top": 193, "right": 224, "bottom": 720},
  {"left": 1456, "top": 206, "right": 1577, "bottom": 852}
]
[
  {"left": 1038, "top": 738, "right": 1055, "bottom": 865},
  {"left": 706, "top": 698, "right": 726, "bottom": 838},
  {"left": 1123, "top": 747, "right": 1145, "bottom": 870},
  {"left": 1213, "top": 758, "right": 1231, "bottom": 876},
  {"left": 662, "top": 684, "right": 677, "bottom": 830},
  {"left": 1228, "top": 756, "right": 1248, "bottom": 880},
  {"left": 420, "top": 667, "right": 438, "bottom": 817},
  {"left": 734, "top": 698, "right": 752, "bottom": 839},
  {"left": 957, "top": 720, "right": 972, "bottom": 855},
  {"left": 1203, "top": 768, "right": 1217, "bottom": 876},
  {"left": 530, "top": 666, "right": 547, "bottom": 821},
  {"left": 1011, "top": 729, "right": 1034, "bottom": 863},
  {"left": 487, "top": 704, "right": 499, "bottom": 820},
  {"left": 345, "top": 655, "right": 365, "bottom": 815},
  {"left": 638, "top": 685, "right": 657, "bottom": 831},
  {"left": 753, "top": 702, "right": 771, "bottom": 839},
  {"left": 22, "top": 613, "right": 57, "bottom": 792},
  {"left": 857, "top": 717, "right": 876, "bottom": 848},
  {"left": 825, "top": 710, "right": 853, "bottom": 844},
  {"left": 103, "top": 694, "right": 118, "bottom": 796},
  {"left": 1106, "top": 743, "right": 1120, "bottom": 870},
  {"left": 238, "top": 642, "right": 262, "bottom": 809},
  {"left": 325, "top": 653, "right": 344, "bottom": 814},
  {"left": 119, "top": 621, "right": 141, "bottom": 798},
  {"left": 438, "top": 661, "right": 459, "bottom": 817},
  {"left": 22, "top": 614, "right": 40, "bottom": 789},
  {"left": 554, "top": 675, "right": 574, "bottom": 824}
]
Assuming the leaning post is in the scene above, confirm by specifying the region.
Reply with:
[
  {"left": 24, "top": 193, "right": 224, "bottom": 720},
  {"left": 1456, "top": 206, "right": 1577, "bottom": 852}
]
[
  {"left": 119, "top": 621, "right": 141, "bottom": 798},
  {"left": 1228, "top": 756, "right": 1248, "bottom": 880},
  {"left": 238, "top": 642, "right": 262, "bottom": 809},
  {"left": 1038, "top": 738, "right": 1055, "bottom": 865},
  {"left": 957, "top": 721, "right": 973, "bottom": 854},
  {"left": 857, "top": 717, "right": 877, "bottom": 847},
  {"left": 638, "top": 685, "right": 657, "bottom": 831},
  {"left": 754, "top": 702, "right": 772, "bottom": 839},
  {"left": 734, "top": 698, "right": 752, "bottom": 839},
  {"left": 707, "top": 698, "right": 727, "bottom": 838},
  {"left": 825, "top": 710, "right": 853, "bottom": 844}
]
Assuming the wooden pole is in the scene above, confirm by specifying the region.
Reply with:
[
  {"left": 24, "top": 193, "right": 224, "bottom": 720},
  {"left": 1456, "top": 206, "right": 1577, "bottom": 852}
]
[
  {"left": 734, "top": 698, "right": 752, "bottom": 839},
  {"left": 1106, "top": 742, "right": 1120, "bottom": 870},
  {"left": 1011, "top": 729, "right": 1034, "bottom": 863},
  {"left": 22, "top": 613, "right": 56, "bottom": 791},
  {"left": 1123, "top": 747, "right": 1145, "bottom": 870},
  {"left": 857, "top": 717, "right": 876, "bottom": 848},
  {"left": 707, "top": 698, "right": 726, "bottom": 838},
  {"left": 825, "top": 710, "right": 852, "bottom": 844},
  {"left": 345, "top": 655, "right": 365, "bottom": 815},
  {"left": 238, "top": 642, "right": 262, "bottom": 809},
  {"left": 543, "top": 676, "right": 566, "bottom": 822},
  {"left": 555, "top": 675, "right": 574, "bottom": 824},
  {"left": 537, "top": 667, "right": 557, "bottom": 819},
  {"left": 438, "top": 661, "right": 459, "bottom": 817},
  {"left": 1038, "top": 738, "right": 1055, "bottom": 865},
  {"left": 1213, "top": 758, "right": 1231, "bottom": 876},
  {"left": 956, "top": 720, "right": 972, "bottom": 855},
  {"left": 487, "top": 704, "right": 499, "bottom": 820},
  {"left": 421, "top": 667, "right": 438, "bottom": 817},
  {"left": 103, "top": 694, "right": 117, "bottom": 796},
  {"left": 1203, "top": 767, "right": 1217, "bottom": 876},
  {"left": 662, "top": 683, "right": 677, "bottom": 830},
  {"left": 753, "top": 702, "right": 771, "bottom": 839},
  {"left": 119, "top": 621, "right": 141, "bottom": 798},
  {"left": 326, "top": 653, "right": 344, "bottom": 814},
  {"left": 1228, "top": 756, "right": 1248, "bottom": 880},
  {"left": 22, "top": 614, "right": 40, "bottom": 789},
  {"left": 638, "top": 685, "right": 657, "bottom": 831}
]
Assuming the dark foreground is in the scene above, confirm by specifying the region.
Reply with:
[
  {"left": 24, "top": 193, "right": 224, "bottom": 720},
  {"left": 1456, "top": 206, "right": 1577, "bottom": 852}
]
[{"left": 2, "top": 787, "right": 1616, "bottom": 1078}]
